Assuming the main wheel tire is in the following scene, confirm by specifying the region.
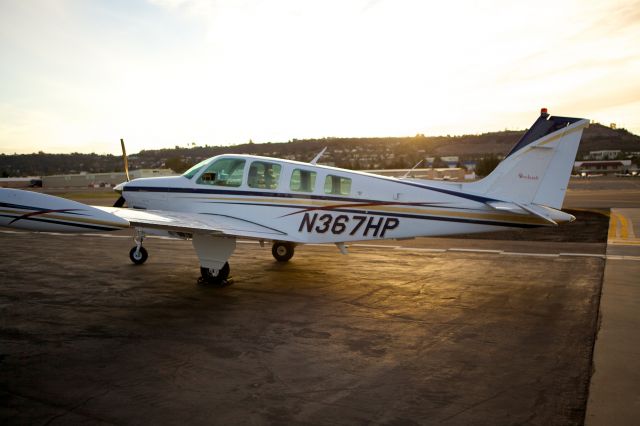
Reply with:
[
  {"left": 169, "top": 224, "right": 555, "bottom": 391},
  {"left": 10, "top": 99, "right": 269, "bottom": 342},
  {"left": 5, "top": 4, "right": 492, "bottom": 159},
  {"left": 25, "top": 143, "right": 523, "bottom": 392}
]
[
  {"left": 272, "top": 242, "right": 295, "bottom": 262},
  {"left": 199, "top": 262, "right": 231, "bottom": 286},
  {"left": 129, "top": 246, "right": 148, "bottom": 265}
]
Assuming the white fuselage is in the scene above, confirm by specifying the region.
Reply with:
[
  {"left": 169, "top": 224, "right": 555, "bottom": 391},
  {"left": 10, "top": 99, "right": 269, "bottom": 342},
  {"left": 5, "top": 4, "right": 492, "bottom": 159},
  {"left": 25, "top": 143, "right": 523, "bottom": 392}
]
[{"left": 120, "top": 154, "right": 560, "bottom": 244}]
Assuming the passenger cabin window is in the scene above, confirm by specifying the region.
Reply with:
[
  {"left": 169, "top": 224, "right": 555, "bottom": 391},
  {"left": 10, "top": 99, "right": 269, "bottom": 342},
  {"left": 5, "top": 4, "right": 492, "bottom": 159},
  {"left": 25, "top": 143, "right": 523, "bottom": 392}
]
[
  {"left": 196, "top": 158, "right": 245, "bottom": 187},
  {"left": 290, "top": 169, "right": 317, "bottom": 192},
  {"left": 324, "top": 175, "right": 351, "bottom": 195},
  {"left": 247, "top": 161, "right": 281, "bottom": 189}
]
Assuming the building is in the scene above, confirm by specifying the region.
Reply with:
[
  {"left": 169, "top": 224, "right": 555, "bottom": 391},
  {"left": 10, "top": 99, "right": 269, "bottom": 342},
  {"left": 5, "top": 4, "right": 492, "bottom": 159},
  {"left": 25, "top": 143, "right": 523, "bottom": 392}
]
[
  {"left": 573, "top": 160, "right": 636, "bottom": 176},
  {"left": 440, "top": 156, "right": 459, "bottom": 168},
  {"left": 42, "top": 169, "right": 175, "bottom": 188},
  {"left": 587, "top": 150, "right": 621, "bottom": 160},
  {"left": 0, "top": 177, "right": 41, "bottom": 188},
  {"left": 463, "top": 161, "right": 477, "bottom": 171}
]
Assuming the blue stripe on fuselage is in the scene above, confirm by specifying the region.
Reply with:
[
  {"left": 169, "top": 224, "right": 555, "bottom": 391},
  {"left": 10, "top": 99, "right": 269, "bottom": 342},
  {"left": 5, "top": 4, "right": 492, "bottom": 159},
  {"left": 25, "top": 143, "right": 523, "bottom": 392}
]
[{"left": 123, "top": 180, "right": 497, "bottom": 205}]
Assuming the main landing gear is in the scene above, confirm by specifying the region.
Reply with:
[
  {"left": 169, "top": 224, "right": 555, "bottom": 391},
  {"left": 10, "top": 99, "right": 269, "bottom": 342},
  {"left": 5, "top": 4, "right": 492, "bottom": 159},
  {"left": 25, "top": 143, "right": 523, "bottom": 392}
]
[
  {"left": 127, "top": 232, "right": 295, "bottom": 287},
  {"left": 193, "top": 234, "right": 236, "bottom": 287},
  {"left": 199, "top": 262, "right": 231, "bottom": 287},
  {"left": 272, "top": 241, "right": 295, "bottom": 262}
]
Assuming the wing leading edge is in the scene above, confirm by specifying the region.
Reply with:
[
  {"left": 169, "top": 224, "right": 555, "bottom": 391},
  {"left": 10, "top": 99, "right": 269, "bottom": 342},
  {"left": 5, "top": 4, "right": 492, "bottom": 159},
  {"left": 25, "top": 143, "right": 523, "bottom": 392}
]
[{"left": 96, "top": 206, "right": 289, "bottom": 240}]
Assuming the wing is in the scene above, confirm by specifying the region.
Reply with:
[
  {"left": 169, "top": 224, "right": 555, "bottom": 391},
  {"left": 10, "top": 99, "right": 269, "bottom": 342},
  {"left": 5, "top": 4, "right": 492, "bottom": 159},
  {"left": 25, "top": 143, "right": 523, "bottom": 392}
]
[
  {"left": 0, "top": 189, "right": 288, "bottom": 240},
  {"left": 96, "top": 206, "right": 289, "bottom": 240}
]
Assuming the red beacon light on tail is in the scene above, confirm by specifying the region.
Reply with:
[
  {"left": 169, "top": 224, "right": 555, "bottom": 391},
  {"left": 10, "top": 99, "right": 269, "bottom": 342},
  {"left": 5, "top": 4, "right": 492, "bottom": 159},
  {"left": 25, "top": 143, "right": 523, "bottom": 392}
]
[{"left": 541, "top": 107, "right": 549, "bottom": 117}]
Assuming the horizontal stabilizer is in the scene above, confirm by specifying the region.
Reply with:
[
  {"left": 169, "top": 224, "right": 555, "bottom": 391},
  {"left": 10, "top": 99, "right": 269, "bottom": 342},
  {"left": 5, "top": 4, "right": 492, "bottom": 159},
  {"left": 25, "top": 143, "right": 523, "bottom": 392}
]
[
  {"left": 515, "top": 203, "right": 558, "bottom": 226},
  {"left": 486, "top": 201, "right": 527, "bottom": 213},
  {"left": 486, "top": 200, "right": 574, "bottom": 225}
]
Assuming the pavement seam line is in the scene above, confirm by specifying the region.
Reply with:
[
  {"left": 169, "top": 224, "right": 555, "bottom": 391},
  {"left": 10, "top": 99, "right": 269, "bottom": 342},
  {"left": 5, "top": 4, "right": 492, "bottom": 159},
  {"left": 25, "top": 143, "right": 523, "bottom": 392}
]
[
  {"left": 559, "top": 253, "right": 606, "bottom": 258},
  {"left": 4, "top": 230, "right": 627, "bottom": 259}
]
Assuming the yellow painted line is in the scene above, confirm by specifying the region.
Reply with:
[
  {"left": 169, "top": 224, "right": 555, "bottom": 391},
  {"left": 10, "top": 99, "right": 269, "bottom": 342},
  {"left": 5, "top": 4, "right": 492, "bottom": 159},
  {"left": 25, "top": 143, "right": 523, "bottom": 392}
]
[
  {"left": 610, "top": 240, "right": 640, "bottom": 246},
  {"left": 623, "top": 212, "right": 637, "bottom": 239},
  {"left": 607, "top": 209, "right": 640, "bottom": 245},
  {"left": 618, "top": 213, "right": 630, "bottom": 239},
  {"left": 608, "top": 211, "right": 620, "bottom": 240}
]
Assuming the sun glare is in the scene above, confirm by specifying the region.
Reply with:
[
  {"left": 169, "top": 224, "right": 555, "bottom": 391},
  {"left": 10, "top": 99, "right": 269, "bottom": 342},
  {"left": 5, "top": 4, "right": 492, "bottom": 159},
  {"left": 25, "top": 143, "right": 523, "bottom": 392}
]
[{"left": 0, "top": 0, "right": 638, "bottom": 154}]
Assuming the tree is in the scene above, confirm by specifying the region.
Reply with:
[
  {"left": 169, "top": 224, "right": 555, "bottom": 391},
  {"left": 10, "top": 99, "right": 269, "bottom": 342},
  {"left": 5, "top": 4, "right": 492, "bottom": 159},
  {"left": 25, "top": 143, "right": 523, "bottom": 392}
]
[
  {"left": 164, "top": 157, "right": 191, "bottom": 173},
  {"left": 431, "top": 157, "right": 446, "bottom": 168},
  {"left": 475, "top": 155, "right": 501, "bottom": 177}
]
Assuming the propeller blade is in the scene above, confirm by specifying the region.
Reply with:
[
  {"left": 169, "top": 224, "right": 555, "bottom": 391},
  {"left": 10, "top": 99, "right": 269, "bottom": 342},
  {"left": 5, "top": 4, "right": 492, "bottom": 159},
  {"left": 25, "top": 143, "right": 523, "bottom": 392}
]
[
  {"left": 113, "top": 196, "right": 126, "bottom": 208},
  {"left": 120, "top": 138, "right": 130, "bottom": 182}
]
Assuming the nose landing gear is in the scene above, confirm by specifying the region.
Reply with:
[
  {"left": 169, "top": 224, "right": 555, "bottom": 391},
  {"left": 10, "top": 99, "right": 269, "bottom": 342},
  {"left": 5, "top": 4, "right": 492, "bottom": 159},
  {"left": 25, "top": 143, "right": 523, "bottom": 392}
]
[
  {"left": 129, "top": 246, "right": 148, "bottom": 264},
  {"left": 129, "top": 229, "right": 148, "bottom": 265}
]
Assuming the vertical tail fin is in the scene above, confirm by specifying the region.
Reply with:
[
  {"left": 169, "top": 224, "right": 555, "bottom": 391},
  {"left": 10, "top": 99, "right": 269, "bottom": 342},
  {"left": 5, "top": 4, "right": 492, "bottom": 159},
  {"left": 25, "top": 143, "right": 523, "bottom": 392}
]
[{"left": 463, "top": 110, "right": 589, "bottom": 209}]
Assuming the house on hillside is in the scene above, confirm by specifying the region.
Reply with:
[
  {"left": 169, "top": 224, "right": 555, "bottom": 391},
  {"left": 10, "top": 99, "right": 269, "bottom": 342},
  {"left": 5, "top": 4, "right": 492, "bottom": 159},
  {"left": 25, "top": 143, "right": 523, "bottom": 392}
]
[
  {"left": 42, "top": 169, "right": 175, "bottom": 188},
  {"left": 573, "top": 160, "right": 636, "bottom": 176},
  {"left": 586, "top": 150, "right": 621, "bottom": 160}
]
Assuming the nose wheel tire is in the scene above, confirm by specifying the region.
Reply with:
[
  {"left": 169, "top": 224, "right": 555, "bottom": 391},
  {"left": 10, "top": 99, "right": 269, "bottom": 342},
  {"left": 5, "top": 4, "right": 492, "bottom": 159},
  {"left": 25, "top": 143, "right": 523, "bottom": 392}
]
[
  {"left": 199, "top": 262, "right": 231, "bottom": 286},
  {"left": 129, "top": 246, "right": 148, "bottom": 265},
  {"left": 272, "top": 242, "right": 295, "bottom": 262}
]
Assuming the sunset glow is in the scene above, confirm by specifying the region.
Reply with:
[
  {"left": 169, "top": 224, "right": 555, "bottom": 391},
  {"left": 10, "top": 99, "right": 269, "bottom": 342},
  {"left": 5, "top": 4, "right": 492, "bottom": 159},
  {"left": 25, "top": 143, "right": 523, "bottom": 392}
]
[{"left": 1, "top": 0, "right": 639, "bottom": 154}]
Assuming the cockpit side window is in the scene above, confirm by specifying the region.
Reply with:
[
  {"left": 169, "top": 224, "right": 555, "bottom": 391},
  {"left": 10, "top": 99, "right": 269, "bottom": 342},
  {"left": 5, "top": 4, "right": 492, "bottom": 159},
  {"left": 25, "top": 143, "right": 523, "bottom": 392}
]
[
  {"left": 182, "top": 159, "right": 210, "bottom": 179},
  {"left": 247, "top": 161, "right": 281, "bottom": 189},
  {"left": 290, "top": 169, "right": 317, "bottom": 192},
  {"left": 324, "top": 175, "right": 352, "bottom": 195},
  {"left": 196, "top": 158, "right": 246, "bottom": 187}
]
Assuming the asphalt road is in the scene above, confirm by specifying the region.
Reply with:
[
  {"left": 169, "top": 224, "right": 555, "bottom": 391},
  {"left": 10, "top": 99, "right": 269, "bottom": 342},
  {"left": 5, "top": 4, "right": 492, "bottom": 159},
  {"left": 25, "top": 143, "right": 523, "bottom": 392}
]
[
  {"left": 1, "top": 232, "right": 604, "bottom": 425},
  {"left": 564, "top": 177, "right": 640, "bottom": 209}
]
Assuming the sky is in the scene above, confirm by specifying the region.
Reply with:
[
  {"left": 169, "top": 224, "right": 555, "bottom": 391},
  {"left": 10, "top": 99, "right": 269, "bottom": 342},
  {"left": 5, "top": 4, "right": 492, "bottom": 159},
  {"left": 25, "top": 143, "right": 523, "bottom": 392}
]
[{"left": 1, "top": 0, "right": 639, "bottom": 155}]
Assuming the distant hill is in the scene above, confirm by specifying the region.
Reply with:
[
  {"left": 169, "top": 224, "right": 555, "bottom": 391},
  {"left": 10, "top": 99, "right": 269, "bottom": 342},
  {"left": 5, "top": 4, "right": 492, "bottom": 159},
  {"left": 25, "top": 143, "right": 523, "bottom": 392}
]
[{"left": 1, "top": 123, "right": 639, "bottom": 177}]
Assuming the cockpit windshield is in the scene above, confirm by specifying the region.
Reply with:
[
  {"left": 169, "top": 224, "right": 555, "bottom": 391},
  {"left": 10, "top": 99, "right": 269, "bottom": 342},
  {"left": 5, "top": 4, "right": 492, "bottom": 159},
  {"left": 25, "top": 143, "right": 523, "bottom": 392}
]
[{"left": 182, "top": 159, "right": 210, "bottom": 179}]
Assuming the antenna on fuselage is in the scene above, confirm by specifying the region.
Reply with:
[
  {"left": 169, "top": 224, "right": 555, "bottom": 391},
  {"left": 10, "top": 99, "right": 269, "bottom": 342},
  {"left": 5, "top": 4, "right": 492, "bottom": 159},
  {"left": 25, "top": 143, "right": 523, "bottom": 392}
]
[
  {"left": 400, "top": 159, "right": 424, "bottom": 179},
  {"left": 310, "top": 147, "right": 327, "bottom": 165}
]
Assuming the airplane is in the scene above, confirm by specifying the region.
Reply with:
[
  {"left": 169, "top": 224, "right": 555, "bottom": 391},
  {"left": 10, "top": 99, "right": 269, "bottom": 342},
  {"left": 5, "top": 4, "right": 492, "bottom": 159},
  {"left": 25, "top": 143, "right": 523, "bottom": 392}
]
[{"left": 0, "top": 109, "right": 588, "bottom": 286}]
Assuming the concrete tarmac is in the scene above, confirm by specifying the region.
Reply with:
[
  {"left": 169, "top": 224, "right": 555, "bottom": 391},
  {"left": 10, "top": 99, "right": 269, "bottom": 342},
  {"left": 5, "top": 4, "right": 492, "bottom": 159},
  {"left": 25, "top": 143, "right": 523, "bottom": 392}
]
[
  {"left": 1, "top": 232, "right": 604, "bottom": 425},
  {"left": 564, "top": 177, "right": 640, "bottom": 209},
  {"left": 2, "top": 177, "right": 637, "bottom": 425},
  {"left": 586, "top": 209, "right": 640, "bottom": 425}
]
